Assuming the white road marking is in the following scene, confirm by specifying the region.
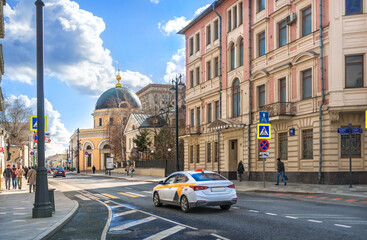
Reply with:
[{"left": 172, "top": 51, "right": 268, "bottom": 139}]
[
  {"left": 126, "top": 192, "right": 147, "bottom": 197},
  {"left": 113, "top": 210, "right": 137, "bottom": 218},
  {"left": 111, "top": 204, "right": 125, "bottom": 209},
  {"left": 308, "top": 219, "right": 323, "bottom": 223},
  {"left": 94, "top": 194, "right": 109, "bottom": 200},
  {"left": 334, "top": 224, "right": 351, "bottom": 228},
  {"left": 13, "top": 213, "right": 27, "bottom": 215},
  {"left": 109, "top": 216, "right": 156, "bottom": 232},
  {"left": 248, "top": 210, "right": 259, "bottom": 213},
  {"left": 285, "top": 216, "right": 298, "bottom": 219},
  {"left": 143, "top": 191, "right": 153, "bottom": 194},
  {"left": 126, "top": 187, "right": 132, "bottom": 189},
  {"left": 210, "top": 233, "right": 230, "bottom": 240},
  {"left": 266, "top": 213, "right": 277, "bottom": 216},
  {"left": 144, "top": 225, "right": 186, "bottom": 240},
  {"left": 233, "top": 207, "right": 240, "bottom": 209},
  {"left": 75, "top": 194, "right": 90, "bottom": 201}
]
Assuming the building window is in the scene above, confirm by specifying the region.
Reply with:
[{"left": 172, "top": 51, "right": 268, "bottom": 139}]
[
  {"left": 214, "top": 142, "right": 218, "bottom": 162},
  {"left": 191, "top": 109, "right": 194, "bottom": 126},
  {"left": 302, "top": 129, "right": 313, "bottom": 159},
  {"left": 206, "top": 25, "right": 211, "bottom": 45},
  {"left": 341, "top": 126, "right": 361, "bottom": 158},
  {"left": 228, "top": 10, "right": 232, "bottom": 32},
  {"left": 234, "top": 6, "right": 238, "bottom": 28},
  {"left": 302, "top": 69, "right": 312, "bottom": 99},
  {"left": 196, "top": 33, "right": 200, "bottom": 52},
  {"left": 207, "top": 61, "right": 211, "bottom": 80},
  {"left": 208, "top": 103, "right": 212, "bottom": 123},
  {"left": 207, "top": 143, "right": 212, "bottom": 163},
  {"left": 239, "top": 38, "right": 244, "bottom": 66},
  {"left": 98, "top": 118, "right": 102, "bottom": 127},
  {"left": 233, "top": 78, "right": 241, "bottom": 117},
  {"left": 302, "top": 7, "right": 312, "bottom": 37},
  {"left": 190, "top": 70, "right": 194, "bottom": 88},
  {"left": 258, "top": 32, "right": 266, "bottom": 57},
  {"left": 197, "top": 107, "right": 201, "bottom": 126},
  {"left": 258, "top": 0, "right": 265, "bottom": 12},
  {"left": 87, "top": 154, "right": 91, "bottom": 167},
  {"left": 196, "top": 144, "right": 200, "bottom": 163},
  {"left": 230, "top": 43, "right": 235, "bottom": 70},
  {"left": 278, "top": 20, "right": 287, "bottom": 48},
  {"left": 196, "top": 67, "right": 200, "bottom": 85},
  {"left": 190, "top": 145, "right": 194, "bottom": 163},
  {"left": 214, "top": 19, "right": 219, "bottom": 40},
  {"left": 279, "top": 78, "right": 286, "bottom": 103},
  {"left": 239, "top": 2, "right": 243, "bottom": 25},
  {"left": 278, "top": 132, "right": 288, "bottom": 160},
  {"left": 345, "top": 55, "right": 363, "bottom": 88},
  {"left": 259, "top": 85, "right": 266, "bottom": 107},
  {"left": 189, "top": 37, "right": 194, "bottom": 56},
  {"left": 214, "top": 57, "right": 219, "bottom": 77},
  {"left": 109, "top": 117, "right": 114, "bottom": 125},
  {"left": 215, "top": 101, "right": 220, "bottom": 120},
  {"left": 346, "top": 0, "right": 363, "bottom": 15}
]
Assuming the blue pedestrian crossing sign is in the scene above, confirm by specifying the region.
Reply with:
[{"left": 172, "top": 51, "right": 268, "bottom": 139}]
[
  {"left": 30, "top": 116, "right": 47, "bottom": 131},
  {"left": 259, "top": 112, "right": 269, "bottom": 123},
  {"left": 257, "top": 124, "right": 271, "bottom": 139}
]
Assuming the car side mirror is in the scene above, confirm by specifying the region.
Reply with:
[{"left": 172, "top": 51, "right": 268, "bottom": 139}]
[{"left": 158, "top": 180, "right": 165, "bottom": 185}]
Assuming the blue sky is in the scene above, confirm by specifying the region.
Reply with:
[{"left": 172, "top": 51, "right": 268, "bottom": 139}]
[{"left": 2, "top": 0, "right": 213, "bottom": 155}]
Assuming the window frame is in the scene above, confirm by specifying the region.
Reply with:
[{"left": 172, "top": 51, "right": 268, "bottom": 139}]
[
  {"left": 239, "top": 38, "right": 244, "bottom": 66},
  {"left": 228, "top": 10, "right": 232, "bottom": 32},
  {"left": 207, "top": 61, "right": 211, "bottom": 80},
  {"left": 206, "top": 24, "right": 211, "bottom": 46},
  {"left": 190, "top": 145, "right": 194, "bottom": 163},
  {"left": 278, "top": 132, "right": 288, "bottom": 160},
  {"left": 215, "top": 101, "right": 220, "bottom": 120},
  {"left": 239, "top": 2, "right": 243, "bottom": 25},
  {"left": 279, "top": 78, "right": 287, "bottom": 103},
  {"left": 258, "top": 84, "right": 266, "bottom": 108},
  {"left": 189, "top": 37, "right": 194, "bottom": 56},
  {"left": 214, "top": 57, "right": 219, "bottom": 77},
  {"left": 302, "top": 129, "right": 313, "bottom": 159},
  {"left": 278, "top": 19, "right": 287, "bottom": 48},
  {"left": 232, "top": 79, "right": 241, "bottom": 118},
  {"left": 196, "top": 144, "right": 200, "bottom": 163},
  {"left": 191, "top": 109, "right": 195, "bottom": 127},
  {"left": 302, "top": 69, "right": 312, "bottom": 100},
  {"left": 196, "top": 107, "right": 201, "bottom": 126},
  {"left": 345, "top": 0, "right": 363, "bottom": 15},
  {"left": 345, "top": 55, "right": 364, "bottom": 88},
  {"left": 230, "top": 43, "right": 235, "bottom": 70},
  {"left": 258, "top": 32, "right": 266, "bottom": 57},
  {"left": 190, "top": 70, "right": 194, "bottom": 88},
  {"left": 195, "top": 33, "right": 200, "bottom": 52},
  {"left": 196, "top": 66, "right": 200, "bottom": 85},
  {"left": 234, "top": 5, "right": 238, "bottom": 29},
  {"left": 340, "top": 125, "right": 362, "bottom": 158},
  {"left": 208, "top": 103, "right": 212, "bottom": 123},
  {"left": 302, "top": 6, "right": 312, "bottom": 37},
  {"left": 258, "top": 0, "right": 265, "bottom": 13},
  {"left": 214, "top": 19, "right": 219, "bottom": 40},
  {"left": 207, "top": 143, "right": 212, "bottom": 163}
]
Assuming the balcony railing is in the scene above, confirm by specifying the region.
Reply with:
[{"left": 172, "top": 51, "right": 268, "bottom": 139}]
[
  {"left": 258, "top": 102, "right": 296, "bottom": 117},
  {"left": 180, "top": 125, "right": 201, "bottom": 135}
]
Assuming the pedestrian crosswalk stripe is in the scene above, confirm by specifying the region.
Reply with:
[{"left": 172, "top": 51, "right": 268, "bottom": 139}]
[
  {"left": 143, "top": 191, "right": 153, "bottom": 194},
  {"left": 101, "top": 193, "right": 119, "bottom": 199},
  {"left": 113, "top": 210, "right": 136, "bottom": 218},
  {"left": 109, "top": 216, "right": 156, "bottom": 232},
  {"left": 95, "top": 194, "right": 110, "bottom": 200},
  {"left": 126, "top": 192, "right": 147, "bottom": 197},
  {"left": 111, "top": 204, "right": 125, "bottom": 209},
  {"left": 75, "top": 194, "right": 90, "bottom": 201},
  {"left": 117, "top": 192, "right": 139, "bottom": 198},
  {"left": 143, "top": 225, "right": 186, "bottom": 240}
]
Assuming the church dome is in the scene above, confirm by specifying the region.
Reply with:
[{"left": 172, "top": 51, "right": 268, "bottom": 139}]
[{"left": 95, "top": 74, "right": 142, "bottom": 110}]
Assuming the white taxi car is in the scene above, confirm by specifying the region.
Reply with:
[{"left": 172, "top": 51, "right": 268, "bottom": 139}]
[{"left": 153, "top": 169, "right": 237, "bottom": 212}]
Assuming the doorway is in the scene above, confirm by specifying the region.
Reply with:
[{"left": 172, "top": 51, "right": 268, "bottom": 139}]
[{"left": 229, "top": 140, "right": 238, "bottom": 179}]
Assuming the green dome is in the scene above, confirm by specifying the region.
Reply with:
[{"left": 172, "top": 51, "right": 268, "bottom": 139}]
[{"left": 95, "top": 87, "right": 142, "bottom": 110}]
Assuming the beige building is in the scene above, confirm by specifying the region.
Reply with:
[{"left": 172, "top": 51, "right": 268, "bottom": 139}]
[
  {"left": 0, "top": 0, "right": 5, "bottom": 111},
  {"left": 179, "top": 0, "right": 367, "bottom": 184}
]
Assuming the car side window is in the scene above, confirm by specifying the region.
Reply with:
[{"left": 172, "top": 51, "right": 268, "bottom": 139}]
[
  {"left": 175, "top": 174, "right": 188, "bottom": 183},
  {"left": 165, "top": 175, "right": 177, "bottom": 185}
]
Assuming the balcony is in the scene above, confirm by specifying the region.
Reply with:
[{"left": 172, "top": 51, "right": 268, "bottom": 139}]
[
  {"left": 180, "top": 125, "right": 201, "bottom": 136},
  {"left": 259, "top": 102, "right": 296, "bottom": 122}
]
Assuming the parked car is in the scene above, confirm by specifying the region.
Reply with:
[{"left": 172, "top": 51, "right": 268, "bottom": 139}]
[
  {"left": 153, "top": 169, "right": 237, "bottom": 213},
  {"left": 53, "top": 168, "right": 66, "bottom": 178}
]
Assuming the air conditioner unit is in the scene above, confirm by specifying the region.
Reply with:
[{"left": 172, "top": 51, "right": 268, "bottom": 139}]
[{"left": 286, "top": 13, "right": 297, "bottom": 25}]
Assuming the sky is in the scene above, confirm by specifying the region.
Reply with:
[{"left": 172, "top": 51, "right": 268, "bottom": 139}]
[{"left": 2, "top": 0, "right": 213, "bottom": 156}]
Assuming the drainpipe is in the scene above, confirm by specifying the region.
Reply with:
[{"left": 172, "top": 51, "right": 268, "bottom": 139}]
[
  {"left": 247, "top": 0, "right": 252, "bottom": 180},
  {"left": 318, "top": 0, "right": 324, "bottom": 184},
  {"left": 213, "top": 2, "right": 222, "bottom": 173}
]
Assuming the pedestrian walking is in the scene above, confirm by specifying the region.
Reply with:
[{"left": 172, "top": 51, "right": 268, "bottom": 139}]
[
  {"left": 275, "top": 158, "right": 286, "bottom": 186},
  {"left": 15, "top": 165, "right": 25, "bottom": 190},
  {"left": 11, "top": 165, "right": 17, "bottom": 189},
  {"left": 92, "top": 165, "right": 96, "bottom": 174},
  {"left": 125, "top": 165, "right": 130, "bottom": 176},
  {"left": 237, "top": 161, "right": 244, "bottom": 182},
  {"left": 24, "top": 166, "right": 29, "bottom": 180},
  {"left": 129, "top": 165, "right": 134, "bottom": 178},
  {"left": 2, "top": 164, "right": 13, "bottom": 190},
  {"left": 27, "top": 167, "right": 37, "bottom": 193}
]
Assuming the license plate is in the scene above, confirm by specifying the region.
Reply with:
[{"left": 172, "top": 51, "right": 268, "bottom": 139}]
[{"left": 211, "top": 187, "right": 225, "bottom": 192}]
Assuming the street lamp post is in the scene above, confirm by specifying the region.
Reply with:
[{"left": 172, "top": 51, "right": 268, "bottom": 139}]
[
  {"left": 170, "top": 75, "right": 184, "bottom": 172},
  {"left": 77, "top": 128, "right": 80, "bottom": 173},
  {"left": 33, "top": 0, "right": 52, "bottom": 218}
]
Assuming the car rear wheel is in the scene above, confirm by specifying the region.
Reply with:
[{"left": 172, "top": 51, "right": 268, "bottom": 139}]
[
  {"left": 180, "top": 196, "right": 190, "bottom": 213},
  {"left": 220, "top": 204, "right": 231, "bottom": 210},
  {"left": 153, "top": 192, "right": 162, "bottom": 207}
]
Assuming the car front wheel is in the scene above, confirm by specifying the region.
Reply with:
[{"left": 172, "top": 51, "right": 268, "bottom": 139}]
[
  {"left": 180, "top": 196, "right": 190, "bottom": 213},
  {"left": 153, "top": 192, "right": 162, "bottom": 207},
  {"left": 220, "top": 204, "right": 231, "bottom": 210}
]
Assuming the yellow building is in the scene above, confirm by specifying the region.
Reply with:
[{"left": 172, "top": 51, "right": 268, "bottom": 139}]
[{"left": 70, "top": 74, "right": 143, "bottom": 171}]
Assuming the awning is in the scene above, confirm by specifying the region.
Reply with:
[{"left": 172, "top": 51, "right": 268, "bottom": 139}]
[{"left": 208, "top": 119, "right": 245, "bottom": 131}]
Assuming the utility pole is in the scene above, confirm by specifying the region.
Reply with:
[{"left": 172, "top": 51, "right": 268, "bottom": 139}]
[
  {"left": 32, "top": 0, "right": 52, "bottom": 218},
  {"left": 77, "top": 128, "right": 80, "bottom": 173}
]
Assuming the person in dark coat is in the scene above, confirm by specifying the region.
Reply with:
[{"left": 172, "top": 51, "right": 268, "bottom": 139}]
[
  {"left": 24, "top": 166, "right": 29, "bottom": 180},
  {"left": 275, "top": 158, "right": 286, "bottom": 186},
  {"left": 237, "top": 161, "right": 245, "bottom": 182},
  {"left": 2, "top": 165, "right": 13, "bottom": 190},
  {"left": 92, "top": 165, "right": 96, "bottom": 174}
]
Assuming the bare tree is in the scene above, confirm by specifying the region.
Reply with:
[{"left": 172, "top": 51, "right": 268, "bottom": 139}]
[{"left": 107, "top": 116, "right": 127, "bottom": 164}]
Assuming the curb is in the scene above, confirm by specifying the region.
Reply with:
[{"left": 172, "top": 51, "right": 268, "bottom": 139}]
[{"left": 34, "top": 199, "right": 79, "bottom": 240}]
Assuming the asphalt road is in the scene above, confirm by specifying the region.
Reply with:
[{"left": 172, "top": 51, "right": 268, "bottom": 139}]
[{"left": 48, "top": 174, "right": 367, "bottom": 240}]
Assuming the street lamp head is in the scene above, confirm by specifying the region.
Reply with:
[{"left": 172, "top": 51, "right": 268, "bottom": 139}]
[
  {"left": 170, "top": 85, "right": 176, "bottom": 94},
  {"left": 168, "top": 148, "right": 171, "bottom": 152},
  {"left": 151, "top": 150, "right": 154, "bottom": 153}
]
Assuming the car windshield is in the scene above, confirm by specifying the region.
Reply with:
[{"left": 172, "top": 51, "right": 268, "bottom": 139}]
[{"left": 190, "top": 173, "right": 226, "bottom": 181}]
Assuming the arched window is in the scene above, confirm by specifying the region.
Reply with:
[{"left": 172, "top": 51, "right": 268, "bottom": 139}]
[
  {"left": 233, "top": 79, "right": 241, "bottom": 117},
  {"left": 103, "top": 144, "right": 111, "bottom": 150},
  {"left": 230, "top": 43, "right": 235, "bottom": 70},
  {"left": 239, "top": 39, "right": 244, "bottom": 66},
  {"left": 86, "top": 145, "right": 92, "bottom": 150}
]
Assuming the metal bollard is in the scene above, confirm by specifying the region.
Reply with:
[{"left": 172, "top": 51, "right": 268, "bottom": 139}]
[{"left": 48, "top": 188, "right": 56, "bottom": 212}]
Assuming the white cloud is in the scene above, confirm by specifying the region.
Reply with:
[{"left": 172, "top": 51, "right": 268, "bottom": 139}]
[
  {"left": 6, "top": 95, "right": 70, "bottom": 157},
  {"left": 163, "top": 48, "right": 185, "bottom": 83},
  {"left": 121, "top": 70, "right": 153, "bottom": 88},
  {"left": 158, "top": 16, "right": 191, "bottom": 36},
  {"left": 150, "top": 0, "right": 159, "bottom": 4},
  {"left": 3, "top": 0, "right": 151, "bottom": 96},
  {"left": 194, "top": 4, "right": 211, "bottom": 16}
]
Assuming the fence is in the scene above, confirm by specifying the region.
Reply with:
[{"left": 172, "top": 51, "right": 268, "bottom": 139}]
[{"left": 134, "top": 159, "right": 184, "bottom": 177}]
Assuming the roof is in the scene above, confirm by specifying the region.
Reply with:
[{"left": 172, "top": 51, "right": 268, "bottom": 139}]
[
  {"left": 177, "top": 0, "right": 224, "bottom": 35},
  {"left": 136, "top": 83, "right": 172, "bottom": 96},
  {"left": 139, "top": 115, "right": 166, "bottom": 129},
  {"left": 208, "top": 118, "right": 245, "bottom": 130},
  {"left": 95, "top": 86, "right": 142, "bottom": 110},
  {"left": 131, "top": 113, "right": 151, "bottom": 126}
]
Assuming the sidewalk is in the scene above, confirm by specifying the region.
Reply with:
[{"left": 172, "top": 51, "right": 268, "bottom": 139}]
[
  {"left": 75, "top": 170, "right": 367, "bottom": 198},
  {"left": 0, "top": 177, "right": 79, "bottom": 240}
]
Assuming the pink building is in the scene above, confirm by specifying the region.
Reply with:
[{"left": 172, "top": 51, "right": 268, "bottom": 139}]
[{"left": 179, "top": 0, "right": 367, "bottom": 184}]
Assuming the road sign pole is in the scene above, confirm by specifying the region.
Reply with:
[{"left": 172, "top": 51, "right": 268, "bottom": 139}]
[
  {"left": 348, "top": 123, "right": 352, "bottom": 188},
  {"left": 263, "top": 158, "right": 265, "bottom": 188}
]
